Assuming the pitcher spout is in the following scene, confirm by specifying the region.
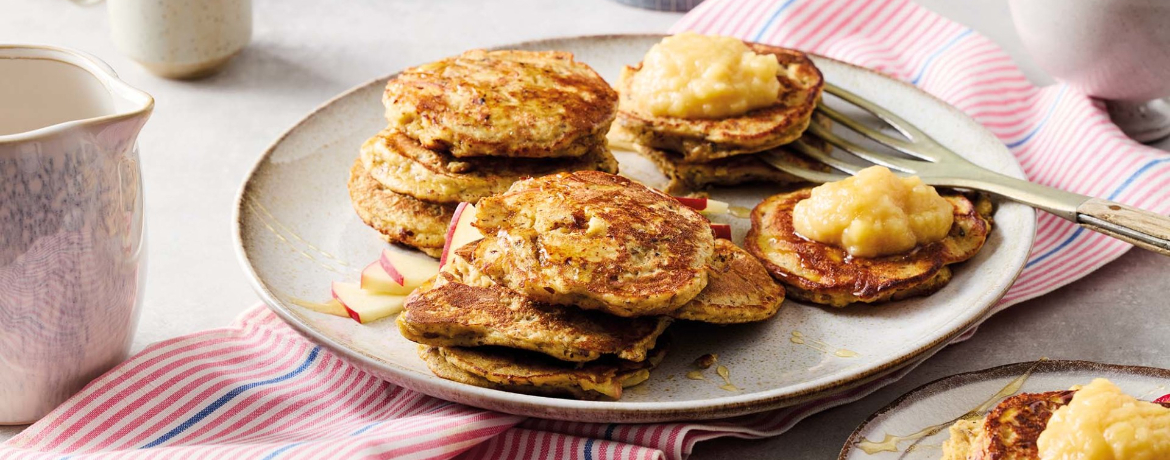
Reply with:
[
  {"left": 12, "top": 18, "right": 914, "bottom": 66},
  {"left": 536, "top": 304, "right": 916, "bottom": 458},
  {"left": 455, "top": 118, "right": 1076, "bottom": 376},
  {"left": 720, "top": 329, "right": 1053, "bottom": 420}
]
[{"left": 0, "top": 44, "right": 153, "bottom": 145}]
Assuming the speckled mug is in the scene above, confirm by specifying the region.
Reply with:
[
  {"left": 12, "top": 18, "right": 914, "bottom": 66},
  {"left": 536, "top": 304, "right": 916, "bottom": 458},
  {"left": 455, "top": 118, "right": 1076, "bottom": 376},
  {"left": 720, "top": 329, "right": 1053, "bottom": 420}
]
[
  {"left": 108, "top": 0, "right": 252, "bottom": 79},
  {"left": 0, "top": 45, "right": 152, "bottom": 423}
]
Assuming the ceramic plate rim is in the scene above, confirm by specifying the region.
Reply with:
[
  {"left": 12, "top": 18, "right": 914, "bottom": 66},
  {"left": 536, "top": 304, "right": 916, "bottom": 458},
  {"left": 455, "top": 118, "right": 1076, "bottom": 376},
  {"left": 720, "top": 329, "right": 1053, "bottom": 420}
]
[
  {"left": 233, "top": 33, "right": 1037, "bottom": 422},
  {"left": 837, "top": 360, "right": 1170, "bottom": 459}
]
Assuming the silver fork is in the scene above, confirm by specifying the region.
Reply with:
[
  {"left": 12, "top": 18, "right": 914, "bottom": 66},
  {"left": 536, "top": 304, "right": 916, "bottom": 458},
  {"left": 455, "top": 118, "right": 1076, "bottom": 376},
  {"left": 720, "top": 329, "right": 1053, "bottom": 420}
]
[{"left": 762, "top": 82, "right": 1170, "bottom": 256}]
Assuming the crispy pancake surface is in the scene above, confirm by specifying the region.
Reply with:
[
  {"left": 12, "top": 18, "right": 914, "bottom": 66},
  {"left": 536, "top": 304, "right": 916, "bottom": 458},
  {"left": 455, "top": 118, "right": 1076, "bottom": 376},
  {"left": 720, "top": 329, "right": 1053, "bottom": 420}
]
[
  {"left": 398, "top": 247, "right": 671, "bottom": 362},
  {"left": 670, "top": 240, "right": 785, "bottom": 324},
  {"left": 347, "top": 159, "right": 453, "bottom": 257},
  {"left": 745, "top": 189, "right": 992, "bottom": 307},
  {"left": 361, "top": 129, "right": 618, "bottom": 204},
  {"left": 471, "top": 171, "right": 715, "bottom": 317},
  {"left": 419, "top": 339, "right": 668, "bottom": 400},
  {"left": 943, "top": 391, "right": 1074, "bottom": 460},
  {"left": 612, "top": 43, "right": 823, "bottom": 162},
  {"left": 383, "top": 49, "right": 618, "bottom": 159},
  {"left": 942, "top": 390, "right": 1170, "bottom": 459}
]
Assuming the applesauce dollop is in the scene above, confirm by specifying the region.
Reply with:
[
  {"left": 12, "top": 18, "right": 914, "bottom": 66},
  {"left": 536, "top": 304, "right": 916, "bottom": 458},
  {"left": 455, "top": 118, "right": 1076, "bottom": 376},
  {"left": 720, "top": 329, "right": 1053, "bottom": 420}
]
[
  {"left": 629, "top": 32, "right": 780, "bottom": 119},
  {"left": 791, "top": 166, "right": 953, "bottom": 258},
  {"left": 1037, "top": 378, "right": 1170, "bottom": 460}
]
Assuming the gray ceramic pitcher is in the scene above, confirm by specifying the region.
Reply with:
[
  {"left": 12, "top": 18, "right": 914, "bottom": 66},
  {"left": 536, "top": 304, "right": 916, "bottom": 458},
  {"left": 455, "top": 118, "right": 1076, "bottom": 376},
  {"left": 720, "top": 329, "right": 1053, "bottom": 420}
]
[{"left": 0, "top": 45, "right": 152, "bottom": 423}]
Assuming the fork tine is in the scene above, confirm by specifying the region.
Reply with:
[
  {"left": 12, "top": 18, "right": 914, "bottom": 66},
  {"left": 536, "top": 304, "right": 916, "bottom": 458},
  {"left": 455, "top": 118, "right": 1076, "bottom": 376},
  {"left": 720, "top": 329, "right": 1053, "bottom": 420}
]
[
  {"left": 787, "top": 138, "right": 864, "bottom": 175},
  {"left": 759, "top": 146, "right": 852, "bottom": 184},
  {"left": 820, "top": 82, "right": 949, "bottom": 162},
  {"left": 805, "top": 122, "right": 921, "bottom": 173}
]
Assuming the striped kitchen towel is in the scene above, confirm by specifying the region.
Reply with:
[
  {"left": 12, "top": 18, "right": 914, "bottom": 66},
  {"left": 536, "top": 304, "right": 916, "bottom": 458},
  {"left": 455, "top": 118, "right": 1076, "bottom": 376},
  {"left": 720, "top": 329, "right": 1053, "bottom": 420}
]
[{"left": 4, "top": 0, "right": 1169, "bottom": 458}]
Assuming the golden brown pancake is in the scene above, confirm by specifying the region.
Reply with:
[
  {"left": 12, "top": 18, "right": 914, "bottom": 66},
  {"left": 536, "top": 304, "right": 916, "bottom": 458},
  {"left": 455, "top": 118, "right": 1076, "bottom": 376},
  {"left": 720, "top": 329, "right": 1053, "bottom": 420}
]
[
  {"left": 360, "top": 129, "right": 618, "bottom": 204},
  {"left": 943, "top": 390, "right": 1170, "bottom": 460},
  {"left": 670, "top": 239, "right": 785, "bottom": 324},
  {"left": 383, "top": 49, "right": 618, "bottom": 159},
  {"left": 347, "top": 159, "right": 453, "bottom": 257},
  {"left": 470, "top": 171, "right": 716, "bottom": 317},
  {"left": 630, "top": 115, "right": 830, "bottom": 194},
  {"left": 612, "top": 43, "right": 823, "bottom": 162},
  {"left": 745, "top": 189, "right": 992, "bottom": 307},
  {"left": 419, "top": 338, "right": 668, "bottom": 400},
  {"left": 398, "top": 246, "right": 672, "bottom": 362}
]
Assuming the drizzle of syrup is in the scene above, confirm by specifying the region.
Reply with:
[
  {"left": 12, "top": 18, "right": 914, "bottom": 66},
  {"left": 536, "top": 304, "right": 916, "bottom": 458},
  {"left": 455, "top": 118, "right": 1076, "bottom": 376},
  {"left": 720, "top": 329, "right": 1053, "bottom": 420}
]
[
  {"left": 686, "top": 370, "right": 706, "bottom": 380},
  {"left": 790, "top": 331, "right": 858, "bottom": 358},
  {"left": 716, "top": 365, "right": 740, "bottom": 392},
  {"left": 245, "top": 198, "right": 350, "bottom": 274},
  {"left": 855, "top": 358, "right": 1048, "bottom": 454}
]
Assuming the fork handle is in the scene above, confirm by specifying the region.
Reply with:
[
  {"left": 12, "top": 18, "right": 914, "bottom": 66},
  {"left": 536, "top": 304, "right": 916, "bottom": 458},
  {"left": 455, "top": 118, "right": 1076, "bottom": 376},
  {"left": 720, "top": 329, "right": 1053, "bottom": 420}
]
[{"left": 1077, "top": 199, "right": 1170, "bottom": 256}]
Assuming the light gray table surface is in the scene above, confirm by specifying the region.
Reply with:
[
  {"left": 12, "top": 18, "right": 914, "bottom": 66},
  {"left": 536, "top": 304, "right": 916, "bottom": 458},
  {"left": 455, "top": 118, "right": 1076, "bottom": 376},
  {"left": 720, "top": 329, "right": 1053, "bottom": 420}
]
[{"left": 2, "top": 0, "right": 1168, "bottom": 457}]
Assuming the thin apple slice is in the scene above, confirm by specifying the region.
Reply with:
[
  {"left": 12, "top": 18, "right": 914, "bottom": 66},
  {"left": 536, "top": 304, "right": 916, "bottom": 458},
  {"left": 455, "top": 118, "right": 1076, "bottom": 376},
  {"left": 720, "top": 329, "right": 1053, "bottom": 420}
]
[
  {"left": 673, "top": 196, "right": 730, "bottom": 215},
  {"left": 711, "top": 223, "right": 732, "bottom": 240},
  {"left": 331, "top": 281, "right": 407, "bottom": 324},
  {"left": 439, "top": 202, "right": 483, "bottom": 267},
  {"left": 379, "top": 249, "right": 439, "bottom": 290},
  {"left": 292, "top": 298, "right": 348, "bottom": 317},
  {"left": 360, "top": 261, "right": 415, "bottom": 295}
]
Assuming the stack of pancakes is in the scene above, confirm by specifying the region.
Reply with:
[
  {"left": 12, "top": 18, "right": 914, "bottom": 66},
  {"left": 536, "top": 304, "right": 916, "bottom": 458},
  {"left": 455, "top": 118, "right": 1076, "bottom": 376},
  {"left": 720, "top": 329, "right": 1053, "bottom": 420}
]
[
  {"left": 348, "top": 49, "right": 621, "bottom": 257},
  {"left": 609, "top": 43, "right": 827, "bottom": 194},
  {"left": 397, "top": 171, "right": 786, "bottom": 400}
]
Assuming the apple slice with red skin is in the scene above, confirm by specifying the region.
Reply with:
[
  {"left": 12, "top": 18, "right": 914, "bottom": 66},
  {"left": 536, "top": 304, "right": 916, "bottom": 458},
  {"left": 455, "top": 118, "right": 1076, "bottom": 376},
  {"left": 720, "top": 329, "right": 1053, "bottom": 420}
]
[
  {"left": 1156, "top": 394, "right": 1170, "bottom": 404},
  {"left": 360, "top": 261, "right": 416, "bottom": 295},
  {"left": 674, "top": 196, "right": 730, "bottom": 215},
  {"left": 331, "top": 281, "right": 407, "bottom": 324},
  {"left": 377, "top": 249, "right": 439, "bottom": 291},
  {"left": 296, "top": 298, "right": 348, "bottom": 317},
  {"left": 439, "top": 202, "right": 484, "bottom": 267},
  {"left": 711, "top": 223, "right": 732, "bottom": 240}
]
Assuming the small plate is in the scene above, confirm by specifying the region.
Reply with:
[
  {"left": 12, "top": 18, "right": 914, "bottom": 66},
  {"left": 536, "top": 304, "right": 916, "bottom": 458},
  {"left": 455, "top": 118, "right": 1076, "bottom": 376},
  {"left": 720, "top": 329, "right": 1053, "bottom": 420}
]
[
  {"left": 839, "top": 360, "right": 1170, "bottom": 459},
  {"left": 234, "top": 34, "right": 1035, "bottom": 423}
]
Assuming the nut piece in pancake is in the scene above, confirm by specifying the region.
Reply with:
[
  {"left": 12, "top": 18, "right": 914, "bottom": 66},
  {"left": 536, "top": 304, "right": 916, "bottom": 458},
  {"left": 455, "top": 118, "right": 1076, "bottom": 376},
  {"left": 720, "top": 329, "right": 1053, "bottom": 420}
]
[
  {"left": 669, "top": 239, "right": 785, "bottom": 324},
  {"left": 419, "top": 339, "right": 668, "bottom": 400},
  {"left": 745, "top": 189, "right": 992, "bottom": 307},
  {"left": 347, "top": 159, "right": 453, "bottom": 257},
  {"left": 612, "top": 43, "right": 823, "bottom": 162},
  {"left": 360, "top": 129, "right": 618, "bottom": 204},
  {"left": 471, "top": 171, "right": 716, "bottom": 317},
  {"left": 398, "top": 247, "right": 671, "bottom": 362},
  {"left": 383, "top": 49, "right": 618, "bottom": 159}
]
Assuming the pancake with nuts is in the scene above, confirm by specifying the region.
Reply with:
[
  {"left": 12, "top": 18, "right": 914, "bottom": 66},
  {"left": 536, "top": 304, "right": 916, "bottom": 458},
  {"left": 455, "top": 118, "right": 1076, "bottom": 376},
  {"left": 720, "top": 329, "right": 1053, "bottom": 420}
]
[
  {"left": 360, "top": 129, "right": 618, "bottom": 204},
  {"left": 612, "top": 43, "right": 823, "bottom": 162},
  {"left": 347, "top": 159, "right": 453, "bottom": 257},
  {"left": 383, "top": 49, "right": 618, "bottom": 159},
  {"left": 398, "top": 246, "right": 671, "bottom": 362},
  {"left": 630, "top": 115, "right": 831, "bottom": 194},
  {"left": 470, "top": 171, "right": 716, "bottom": 317},
  {"left": 669, "top": 239, "right": 785, "bottom": 324},
  {"left": 419, "top": 338, "right": 668, "bottom": 401},
  {"left": 745, "top": 189, "right": 993, "bottom": 307}
]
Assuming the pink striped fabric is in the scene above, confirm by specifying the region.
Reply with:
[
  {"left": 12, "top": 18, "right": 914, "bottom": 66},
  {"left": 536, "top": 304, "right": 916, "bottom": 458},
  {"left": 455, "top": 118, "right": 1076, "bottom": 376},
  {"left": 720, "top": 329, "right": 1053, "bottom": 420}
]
[{"left": 5, "top": 0, "right": 1169, "bottom": 458}]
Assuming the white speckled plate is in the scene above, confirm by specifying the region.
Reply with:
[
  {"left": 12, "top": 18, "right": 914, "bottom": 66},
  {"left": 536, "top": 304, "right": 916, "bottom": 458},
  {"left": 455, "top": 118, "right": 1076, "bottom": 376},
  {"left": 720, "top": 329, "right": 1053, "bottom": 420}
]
[
  {"left": 839, "top": 360, "right": 1170, "bottom": 459},
  {"left": 233, "top": 34, "right": 1035, "bottom": 423}
]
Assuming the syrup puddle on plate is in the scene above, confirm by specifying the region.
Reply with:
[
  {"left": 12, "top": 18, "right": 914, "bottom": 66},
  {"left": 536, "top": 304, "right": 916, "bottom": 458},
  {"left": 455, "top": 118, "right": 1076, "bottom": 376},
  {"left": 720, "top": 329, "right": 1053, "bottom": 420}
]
[{"left": 855, "top": 358, "right": 1047, "bottom": 455}]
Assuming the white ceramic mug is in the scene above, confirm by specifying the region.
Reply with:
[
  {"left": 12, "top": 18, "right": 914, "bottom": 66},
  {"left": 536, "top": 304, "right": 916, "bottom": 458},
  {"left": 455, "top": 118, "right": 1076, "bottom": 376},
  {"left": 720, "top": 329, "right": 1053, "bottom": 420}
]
[
  {"left": 107, "top": 0, "right": 252, "bottom": 79},
  {"left": 1009, "top": 0, "right": 1170, "bottom": 142},
  {"left": 0, "top": 45, "right": 152, "bottom": 423}
]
